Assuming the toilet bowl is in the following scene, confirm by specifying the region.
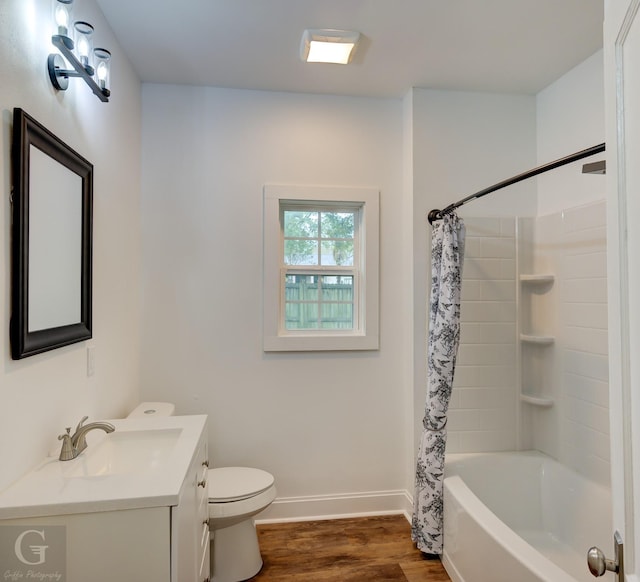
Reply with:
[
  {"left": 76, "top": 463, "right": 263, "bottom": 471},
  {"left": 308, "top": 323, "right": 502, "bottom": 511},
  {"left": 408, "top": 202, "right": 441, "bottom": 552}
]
[
  {"left": 208, "top": 467, "right": 276, "bottom": 582},
  {"left": 127, "top": 403, "right": 276, "bottom": 582}
]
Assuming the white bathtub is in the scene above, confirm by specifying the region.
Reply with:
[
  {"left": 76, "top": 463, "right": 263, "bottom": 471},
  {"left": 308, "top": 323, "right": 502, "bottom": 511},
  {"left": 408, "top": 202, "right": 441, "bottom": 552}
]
[{"left": 442, "top": 451, "right": 612, "bottom": 582}]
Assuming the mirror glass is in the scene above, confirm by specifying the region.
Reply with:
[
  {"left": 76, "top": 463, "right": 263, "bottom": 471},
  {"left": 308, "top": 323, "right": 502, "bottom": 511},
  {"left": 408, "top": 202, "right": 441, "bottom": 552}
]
[{"left": 28, "top": 145, "right": 83, "bottom": 331}]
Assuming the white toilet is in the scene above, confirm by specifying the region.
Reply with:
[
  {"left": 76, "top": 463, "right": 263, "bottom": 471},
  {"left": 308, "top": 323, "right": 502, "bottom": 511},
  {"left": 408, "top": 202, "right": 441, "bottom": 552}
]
[
  {"left": 208, "top": 467, "right": 276, "bottom": 581},
  {"left": 127, "top": 402, "right": 277, "bottom": 582}
]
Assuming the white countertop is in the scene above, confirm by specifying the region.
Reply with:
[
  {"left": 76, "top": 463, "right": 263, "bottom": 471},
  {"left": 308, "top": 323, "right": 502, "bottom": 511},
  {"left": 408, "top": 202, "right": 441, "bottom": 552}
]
[{"left": 0, "top": 415, "right": 208, "bottom": 520}]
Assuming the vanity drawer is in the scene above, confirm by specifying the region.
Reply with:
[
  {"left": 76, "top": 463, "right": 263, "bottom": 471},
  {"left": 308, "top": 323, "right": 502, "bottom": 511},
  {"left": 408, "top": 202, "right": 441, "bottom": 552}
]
[
  {"left": 199, "top": 517, "right": 211, "bottom": 581},
  {"left": 196, "top": 440, "right": 210, "bottom": 582}
]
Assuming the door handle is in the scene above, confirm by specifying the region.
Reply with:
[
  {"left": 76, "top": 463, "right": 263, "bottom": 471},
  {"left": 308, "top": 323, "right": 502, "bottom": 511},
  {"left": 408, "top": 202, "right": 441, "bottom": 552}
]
[{"left": 587, "top": 531, "right": 623, "bottom": 580}]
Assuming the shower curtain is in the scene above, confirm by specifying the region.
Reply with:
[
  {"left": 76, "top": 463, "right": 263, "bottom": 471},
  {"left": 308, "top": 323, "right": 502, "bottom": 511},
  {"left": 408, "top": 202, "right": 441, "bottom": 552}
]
[{"left": 411, "top": 212, "right": 465, "bottom": 555}]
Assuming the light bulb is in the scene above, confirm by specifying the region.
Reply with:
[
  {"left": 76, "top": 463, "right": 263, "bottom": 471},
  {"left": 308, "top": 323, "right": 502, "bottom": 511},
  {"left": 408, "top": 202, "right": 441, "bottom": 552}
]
[
  {"left": 73, "top": 21, "right": 94, "bottom": 70},
  {"left": 93, "top": 48, "right": 111, "bottom": 93},
  {"left": 55, "top": 4, "right": 69, "bottom": 35},
  {"left": 96, "top": 62, "right": 107, "bottom": 89},
  {"left": 77, "top": 36, "right": 89, "bottom": 57}
]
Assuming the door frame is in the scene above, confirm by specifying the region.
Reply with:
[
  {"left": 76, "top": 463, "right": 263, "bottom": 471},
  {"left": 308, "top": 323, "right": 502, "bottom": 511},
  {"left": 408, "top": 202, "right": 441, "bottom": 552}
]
[{"left": 606, "top": 0, "right": 640, "bottom": 578}]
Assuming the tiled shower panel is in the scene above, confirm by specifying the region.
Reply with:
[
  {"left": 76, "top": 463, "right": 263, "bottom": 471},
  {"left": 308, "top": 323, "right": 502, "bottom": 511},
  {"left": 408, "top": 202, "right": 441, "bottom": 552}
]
[{"left": 448, "top": 217, "right": 518, "bottom": 453}]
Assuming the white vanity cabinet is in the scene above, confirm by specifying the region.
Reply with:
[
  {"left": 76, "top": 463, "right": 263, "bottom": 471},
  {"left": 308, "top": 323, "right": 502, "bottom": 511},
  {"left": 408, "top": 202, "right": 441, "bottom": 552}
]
[
  {"left": 0, "top": 415, "right": 209, "bottom": 582},
  {"left": 2, "top": 507, "right": 172, "bottom": 581}
]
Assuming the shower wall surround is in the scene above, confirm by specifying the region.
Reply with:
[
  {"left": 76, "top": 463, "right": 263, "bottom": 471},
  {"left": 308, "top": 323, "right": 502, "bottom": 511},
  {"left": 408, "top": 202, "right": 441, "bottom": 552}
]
[
  {"left": 448, "top": 217, "right": 518, "bottom": 452},
  {"left": 449, "top": 200, "right": 609, "bottom": 486},
  {"left": 523, "top": 200, "right": 609, "bottom": 485}
]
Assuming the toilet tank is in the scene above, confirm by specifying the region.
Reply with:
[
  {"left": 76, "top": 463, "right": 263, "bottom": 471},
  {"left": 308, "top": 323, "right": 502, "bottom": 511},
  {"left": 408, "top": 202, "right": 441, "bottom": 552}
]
[{"left": 127, "top": 402, "right": 175, "bottom": 418}]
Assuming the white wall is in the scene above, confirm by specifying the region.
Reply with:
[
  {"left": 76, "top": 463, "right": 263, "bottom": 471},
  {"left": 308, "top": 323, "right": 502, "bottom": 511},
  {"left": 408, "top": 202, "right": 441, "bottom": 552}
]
[
  {"left": 409, "top": 88, "right": 537, "bottom": 454},
  {"left": 0, "top": 0, "right": 142, "bottom": 491},
  {"left": 140, "top": 85, "right": 410, "bottom": 514},
  {"left": 401, "top": 91, "right": 417, "bottom": 500},
  {"left": 537, "top": 50, "right": 605, "bottom": 215}
]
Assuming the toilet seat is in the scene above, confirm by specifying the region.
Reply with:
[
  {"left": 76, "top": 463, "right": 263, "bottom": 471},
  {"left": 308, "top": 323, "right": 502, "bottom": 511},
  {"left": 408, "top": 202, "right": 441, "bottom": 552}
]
[{"left": 208, "top": 467, "right": 275, "bottom": 502}]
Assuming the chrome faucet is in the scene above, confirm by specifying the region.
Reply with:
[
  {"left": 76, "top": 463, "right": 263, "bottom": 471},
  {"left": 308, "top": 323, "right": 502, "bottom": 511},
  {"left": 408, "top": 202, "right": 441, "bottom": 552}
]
[{"left": 58, "top": 416, "right": 116, "bottom": 461}]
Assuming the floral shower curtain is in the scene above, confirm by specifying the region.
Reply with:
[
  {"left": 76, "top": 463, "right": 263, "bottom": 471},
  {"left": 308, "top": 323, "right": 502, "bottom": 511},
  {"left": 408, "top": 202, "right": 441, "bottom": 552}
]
[{"left": 411, "top": 212, "right": 465, "bottom": 555}]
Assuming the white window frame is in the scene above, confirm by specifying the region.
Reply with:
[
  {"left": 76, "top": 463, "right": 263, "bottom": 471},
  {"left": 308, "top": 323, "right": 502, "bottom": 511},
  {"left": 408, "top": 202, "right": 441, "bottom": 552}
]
[{"left": 263, "top": 185, "right": 379, "bottom": 351}]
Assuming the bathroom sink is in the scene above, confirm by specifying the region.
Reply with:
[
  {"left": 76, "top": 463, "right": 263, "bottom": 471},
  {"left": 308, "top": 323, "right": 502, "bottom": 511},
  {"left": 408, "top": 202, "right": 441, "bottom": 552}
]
[
  {"left": 0, "top": 414, "right": 208, "bottom": 519},
  {"left": 62, "top": 428, "right": 183, "bottom": 478}
]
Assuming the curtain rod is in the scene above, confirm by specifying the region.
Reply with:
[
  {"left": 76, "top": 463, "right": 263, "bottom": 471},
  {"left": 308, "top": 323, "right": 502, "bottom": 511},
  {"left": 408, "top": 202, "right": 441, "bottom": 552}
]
[{"left": 427, "top": 143, "right": 606, "bottom": 224}]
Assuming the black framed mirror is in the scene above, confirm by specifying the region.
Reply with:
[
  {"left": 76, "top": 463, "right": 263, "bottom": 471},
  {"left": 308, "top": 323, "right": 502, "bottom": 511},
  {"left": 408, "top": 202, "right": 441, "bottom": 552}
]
[{"left": 11, "top": 108, "right": 93, "bottom": 359}]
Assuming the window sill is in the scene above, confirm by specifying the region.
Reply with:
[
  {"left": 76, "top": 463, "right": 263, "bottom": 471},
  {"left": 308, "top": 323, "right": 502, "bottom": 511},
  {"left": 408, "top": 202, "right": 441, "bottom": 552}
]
[{"left": 263, "top": 332, "right": 379, "bottom": 352}]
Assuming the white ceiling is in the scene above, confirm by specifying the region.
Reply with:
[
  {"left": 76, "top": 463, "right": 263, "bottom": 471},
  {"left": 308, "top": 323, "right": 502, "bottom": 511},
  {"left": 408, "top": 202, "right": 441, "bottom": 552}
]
[{"left": 95, "top": 0, "right": 604, "bottom": 98}]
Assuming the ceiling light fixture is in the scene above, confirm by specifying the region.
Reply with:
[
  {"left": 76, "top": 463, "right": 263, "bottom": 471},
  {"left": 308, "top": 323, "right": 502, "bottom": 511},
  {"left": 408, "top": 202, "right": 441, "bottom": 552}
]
[
  {"left": 300, "top": 29, "right": 361, "bottom": 65},
  {"left": 47, "top": 0, "right": 111, "bottom": 102}
]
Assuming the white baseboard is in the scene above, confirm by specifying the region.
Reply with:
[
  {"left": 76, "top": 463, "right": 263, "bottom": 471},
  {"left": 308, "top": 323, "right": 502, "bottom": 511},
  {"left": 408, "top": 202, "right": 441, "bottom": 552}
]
[{"left": 255, "top": 489, "right": 413, "bottom": 524}]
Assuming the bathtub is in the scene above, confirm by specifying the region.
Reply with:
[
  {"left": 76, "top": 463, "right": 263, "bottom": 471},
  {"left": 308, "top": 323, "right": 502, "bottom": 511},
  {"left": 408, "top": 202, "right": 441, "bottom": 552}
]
[{"left": 442, "top": 451, "right": 612, "bottom": 582}]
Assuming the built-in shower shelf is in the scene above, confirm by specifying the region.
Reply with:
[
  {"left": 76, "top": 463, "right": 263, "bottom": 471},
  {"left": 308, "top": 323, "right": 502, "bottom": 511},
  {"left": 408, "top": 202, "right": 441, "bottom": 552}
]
[
  {"left": 519, "top": 274, "right": 555, "bottom": 284},
  {"left": 520, "top": 394, "right": 554, "bottom": 408},
  {"left": 520, "top": 334, "right": 555, "bottom": 345}
]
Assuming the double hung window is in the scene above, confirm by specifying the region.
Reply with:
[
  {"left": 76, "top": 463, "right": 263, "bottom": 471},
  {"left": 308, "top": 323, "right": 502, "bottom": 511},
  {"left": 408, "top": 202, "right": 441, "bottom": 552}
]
[{"left": 263, "top": 185, "right": 379, "bottom": 351}]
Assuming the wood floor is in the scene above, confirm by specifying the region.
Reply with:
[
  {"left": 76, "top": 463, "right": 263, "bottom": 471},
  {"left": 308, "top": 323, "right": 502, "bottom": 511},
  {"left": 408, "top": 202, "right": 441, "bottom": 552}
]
[{"left": 249, "top": 515, "right": 452, "bottom": 581}]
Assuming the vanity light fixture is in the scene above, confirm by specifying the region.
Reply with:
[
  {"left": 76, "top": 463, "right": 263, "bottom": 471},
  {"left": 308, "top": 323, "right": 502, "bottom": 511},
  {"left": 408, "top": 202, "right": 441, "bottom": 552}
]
[
  {"left": 48, "top": 0, "right": 111, "bottom": 102},
  {"left": 300, "top": 29, "right": 361, "bottom": 64}
]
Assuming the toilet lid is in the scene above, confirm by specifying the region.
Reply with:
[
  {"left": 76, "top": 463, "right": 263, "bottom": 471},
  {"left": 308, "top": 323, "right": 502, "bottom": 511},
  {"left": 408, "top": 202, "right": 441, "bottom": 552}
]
[{"left": 208, "top": 467, "right": 275, "bottom": 502}]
